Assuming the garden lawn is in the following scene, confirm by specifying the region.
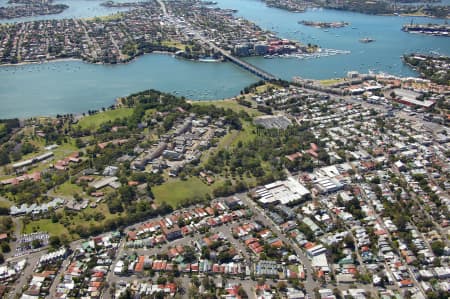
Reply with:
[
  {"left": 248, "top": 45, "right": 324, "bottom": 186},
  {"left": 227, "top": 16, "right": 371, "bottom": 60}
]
[
  {"left": 77, "top": 108, "right": 133, "bottom": 130},
  {"left": 153, "top": 177, "right": 211, "bottom": 208},
  {"left": 194, "top": 99, "right": 262, "bottom": 117},
  {"left": 71, "top": 203, "right": 119, "bottom": 227},
  {"left": 23, "top": 219, "right": 70, "bottom": 238},
  {"left": 0, "top": 199, "right": 11, "bottom": 209},
  {"left": 161, "top": 40, "right": 186, "bottom": 50},
  {"left": 319, "top": 78, "right": 346, "bottom": 86},
  {"left": 199, "top": 120, "right": 256, "bottom": 168},
  {"left": 52, "top": 181, "right": 83, "bottom": 197}
]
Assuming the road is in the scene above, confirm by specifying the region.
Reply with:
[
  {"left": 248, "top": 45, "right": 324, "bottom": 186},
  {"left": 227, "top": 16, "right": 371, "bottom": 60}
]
[
  {"left": 316, "top": 196, "right": 368, "bottom": 275},
  {"left": 294, "top": 83, "right": 446, "bottom": 135},
  {"left": 102, "top": 238, "right": 126, "bottom": 299},
  {"left": 79, "top": 19, "right": 100, "bottom": 60},
  {"left": 156, "top": 0, "right": 277, "bottom": 81},
  {"left": 7, "top": 253, "right": 40, "bottom": 299},
  {"left": 47, "top": 257, "right": 71, "bottom": 299},
  {"left": 101, "top": 215, "right": 256, "bottom": 298},
  {"left": 0, "top": 195, "right": 22, "bottom": 259},
  {"left": 236, "top": 193, "right": 318, "bottom": 298},
  {"left": 360, "top": 186, "right": 425, "bottom": 296},
  {"left": 206, "top": 42, "right": 277, "bottom": 80},
  {"left": 156, "top": 0, "right": 167, "bottom": 16}
]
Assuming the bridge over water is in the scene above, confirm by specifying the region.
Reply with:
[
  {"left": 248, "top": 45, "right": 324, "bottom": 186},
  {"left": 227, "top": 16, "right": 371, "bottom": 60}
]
[
  {"left": 220, "top": 50, "right": 278, "bottom": 81},
  {"left": 209, "top": 44, "right": 278, "bottom": 81},
  {"left": 156, "top": 0, "right": 278, "bottom": 81}
]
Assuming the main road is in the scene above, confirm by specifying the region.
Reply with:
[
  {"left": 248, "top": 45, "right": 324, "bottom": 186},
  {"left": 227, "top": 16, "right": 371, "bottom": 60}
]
[
  {"left": 207, "top": 43, "right": 278, "bottom": 81},
  {"left": 156, "top": 0, "right": 278, "bottom": 81},
  {"left": 235, "top": 193, "right": 319, "bottom": 298}
]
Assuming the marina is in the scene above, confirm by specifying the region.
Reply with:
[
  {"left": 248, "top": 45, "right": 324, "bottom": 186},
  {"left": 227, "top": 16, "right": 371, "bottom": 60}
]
[
  {"left": 214, "top": 0, "right": 449, "bottom": 79},
  {"left": 264, "top": 48, "right": 351, "bottom": 59},
  {"left": 298, "top": 20, "right": 350, "bottom": 29}
]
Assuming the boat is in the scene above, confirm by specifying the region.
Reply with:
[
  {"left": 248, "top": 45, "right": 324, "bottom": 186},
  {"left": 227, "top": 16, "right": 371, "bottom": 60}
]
[
  {"left": 198, "top": 57, "right": 220, "bottom": 62},
  {"left": 359, "top": 37, "right": 375, "bottom": 43}
]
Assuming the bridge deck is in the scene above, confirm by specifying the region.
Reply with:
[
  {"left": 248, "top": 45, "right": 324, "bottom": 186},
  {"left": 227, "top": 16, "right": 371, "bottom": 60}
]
[
  {"left": 225, "top": 54, "right": 277, "bottom": 81},
  {"left": 210, "top": 44, "right": 278, "bottom": 81}
]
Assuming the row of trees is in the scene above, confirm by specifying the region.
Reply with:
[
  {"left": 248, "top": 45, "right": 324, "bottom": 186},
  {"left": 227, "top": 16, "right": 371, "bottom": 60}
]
[{"left": 69, "top": 202, "right": 173, "bottom": 238}]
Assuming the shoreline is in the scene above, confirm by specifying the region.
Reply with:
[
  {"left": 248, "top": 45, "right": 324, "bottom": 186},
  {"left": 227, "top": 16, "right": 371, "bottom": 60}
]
[
  {"left": 0, "top": 57, "right": 83, "bottom": 67},
  {"left": 0, "top": 67, "right": 438, "bottom": 121},
  {"left": 12, "top": 96, "right": 240, "bottom": 122},
  {"left": 0, "top": 51, "right": 222, "bottom": 68}
]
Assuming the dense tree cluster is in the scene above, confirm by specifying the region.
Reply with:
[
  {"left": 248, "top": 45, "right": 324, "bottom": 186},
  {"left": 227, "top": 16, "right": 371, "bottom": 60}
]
[
  {"left": 403, "top": 54, "right": 450, "bottom": 86},
  {"left": 0, "top": 88, "right": 306, "bottom": 241},
  {"left": 0, "top": 119, "right": 21, "bottom": 166}
]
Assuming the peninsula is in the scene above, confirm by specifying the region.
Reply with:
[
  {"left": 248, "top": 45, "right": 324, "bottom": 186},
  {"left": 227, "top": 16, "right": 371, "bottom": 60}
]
[
  {"left": 258, "top": 0, "right": 449, "bottom": 18},
  {"left": 0, "top": 0, "right": 316, "bottom": 65},
  {"left": 403, "top": 53, "right": 450, "bottom": 85},
  {"left": 0, "top": 0, "right": 68, "bottom": 20}
]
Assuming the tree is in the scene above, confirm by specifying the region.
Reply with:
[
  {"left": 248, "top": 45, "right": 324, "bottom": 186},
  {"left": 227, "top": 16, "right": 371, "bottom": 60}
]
[
  {"left": 49, "top": 236, "right": 61, "bottom": 248},
  {"left": 119, "top": 185, "right": 136, "bottom": 203},
  {"left": 191, "top": 276, "right": 200, "bottom": 288},
  {"left": 431, "top": 240, "right": 445, "bottom": 256},
  {"left": 75, "top": 138, "right": 84, "bottom": 148},
  {"left": 317, "top": 149, "right": 330, "bottom": 164},
  {"left": 0, "top": 216, "right": 13, "bottom": 230},
  {"left": 237, "top": 286, "right": 248, "bottom": 299},
  {"left": 73, "top": 193, "right": 82, "bottom": 203},
  {"left": 202, "top": 277, "right": 212, "bottom": 290},
  {"left": 156, "top": 276, "right": 167, "bottom": 285},
  {"left": 32, "top": 239, "right": 42, "bottom": 249},
  {"left": 426, "top": 290, "right": 450, "bottom": 299},
  {"left": 60, "top": 234, "right": 70, "bottom": 246},
  {"left": 277, "top": 281, "right": 287, "bottom": 291},
  {"left": 107, "top": 197, "right": 124, "bottom": 214},
  {"left": 21, "top": 142, "right": 36, "bottom": 155},
  {"left": 393, "top": 214, "right": 409, "bottom": 232},
  {"left": 333, "top": 288, "right": 343, "bottom": 299},
  {"left": 0, "top": 150, "right": 10, "bottom": 166},
  {"left": 119, "top": 288, "right": 133, "bottom": 299},
  {"left": 343, "top": 234, "right": 355, "bottom": 250},
  {"left": 1, "top": 242, "right": 10, "bottom": 253},
  {"left": 51, "top": 213, "right": 59, "bottom": 223},
  {"left": 188, "top": 285, "right": 199, "bottom": 298},
  {"left": 183, "top": 246, "right": 197, "bottom": 263}
]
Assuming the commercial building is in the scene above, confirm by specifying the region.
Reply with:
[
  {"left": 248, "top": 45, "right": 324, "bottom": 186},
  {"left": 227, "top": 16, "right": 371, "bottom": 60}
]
[{"left": 253, "top": 177, "right": 310, "bottom": 205}]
